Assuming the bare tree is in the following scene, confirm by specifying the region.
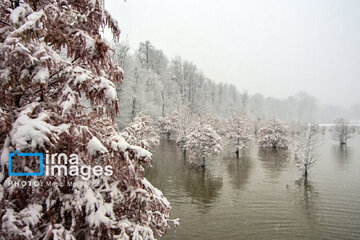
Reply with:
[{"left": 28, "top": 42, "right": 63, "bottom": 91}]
[{"left": 332, "top": 118, "right": 356, "bottom": 145}]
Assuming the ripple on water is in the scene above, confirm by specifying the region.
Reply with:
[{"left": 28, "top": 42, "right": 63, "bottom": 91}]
[{"left": 148, "top": 137, "right": 360, "bottom": 240}]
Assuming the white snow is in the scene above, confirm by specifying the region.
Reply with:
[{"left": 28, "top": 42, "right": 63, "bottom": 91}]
[
  {"left": 60, "top": 85, "right": 77, "bottom": 115},
  {"left": 12, "top": 10, "right": 45, "bottom": 36},
  {"left": 11, "top": 104, "right": 53, "bottom": 151},
  {"left": 110, "top": 135, "right": 130, "bottom": 152},
  {"left": 87, "top": 136, "right": 109, "bottom": 157},
  {"left": 33, "top": 67, "right": 49, "bottom": 84},
  {"left": 20, "top": 204, "right": 43, "bottom": 227},
  {"left": 97, "top": 76, "right": 117, "bottom": 103},
  {"left": 130, "top": 146, "right": 152, "bottom": 159},
  {"left": 9, "top": 3, "right": 32, "bottom": 26}
]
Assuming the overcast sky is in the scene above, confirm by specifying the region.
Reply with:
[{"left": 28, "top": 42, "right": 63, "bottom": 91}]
[{"left": 105, "top": 0, "right": 360, "bottom": 107}]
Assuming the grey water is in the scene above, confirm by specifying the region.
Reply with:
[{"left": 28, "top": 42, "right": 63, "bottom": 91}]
[{"left": 145, "top": 134, "right": 360, "bottom": 240}]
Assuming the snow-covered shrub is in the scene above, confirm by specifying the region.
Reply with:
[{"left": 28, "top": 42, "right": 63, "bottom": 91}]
[
  {"left": 201, "top": 114, "right": 227, "bottom": 137},
  {"left": 0, "top": 1, "right": 173, "bottom": 239},
  {"left": 225, "top": 114, "right": 252, "bottom": 156},
  {"left": 257, "top": 119, "right": 290, "bottom": 149},
  {"left": 184, "top": 124, "right": 223, "bottom": 166},
  {"left": 158, "top": 107, "right": 197, "bottom": 150},
  {"left": 121, "top": 112, "right": 160, "bottom": 151},
  {"left": 157, "top": 112, "right": 179, "bottom": 140}
]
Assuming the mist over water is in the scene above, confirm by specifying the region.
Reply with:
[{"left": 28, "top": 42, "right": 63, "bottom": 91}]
[{"left": 146, "top": 134, "right": 360, "bottom": 240}]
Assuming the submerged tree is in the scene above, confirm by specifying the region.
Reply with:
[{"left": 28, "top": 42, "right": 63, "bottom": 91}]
[
  {"left": 294, "top": 124, "right": 322, "bottom": 178},
  {"left": 331, "top": 118, "right": 355, "bottom": 145},
  {"left": 184, "top": 124, "right": 223, "bottom": 167},
  {"left": 225, "top": 114, "right": 252, "bottom": 158},
  {"left": 0, "top": 1, "right": 174, "bottom": 239},
  {"left": 157, "top": 111, "right": 179, "bottom": 140},
  {"left": 257, "top": 119, "right": 290, "bottom": 149}
]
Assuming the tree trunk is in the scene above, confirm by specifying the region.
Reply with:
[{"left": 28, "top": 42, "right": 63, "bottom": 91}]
[
  {"left": 161, "top": 90, "right": 165, "bottom": 117},
  {"left": 131, "top": 97, "right": 136, "bottom": 120},
  {"left": 340, "top": 135, "right": 346, "bottom": 145},
  {"left": 201, "top": 157, "right": 205, "bottom": 168}
]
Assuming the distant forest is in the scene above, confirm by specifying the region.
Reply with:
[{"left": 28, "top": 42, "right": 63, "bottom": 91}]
[{"left": 110, "top": 40, "right": 360, "bottom": 128}]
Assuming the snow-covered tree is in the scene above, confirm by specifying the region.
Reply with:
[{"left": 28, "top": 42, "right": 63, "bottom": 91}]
[
  {"left": 121, "top": 112, "right": 160, "bottom": 151},
  {"left": 184, "top": 124, "right": 223, "bottom": 167},
  {"left": 0, "top": 1, "right": 173, "bottom": 239},
  {"left": 174, "top": 107, "right": 198, "bottom": 151},
  {"left": 113, "top": 41, "right": 170, "bottom": 126},
  {"left": 257, "top": 120, "right": 290, "bottom": 149},
  {"left": 157, "top": 112, "right": 178, "bottom": 140},
  {"left": 201, "top": 114, "right": 227, "bottom": 137},
  {"left": 294, "top": 124, "right": 322, "bottom": 178},
  {"left": 240, "top": 91, "right": 249, "bottom": 114},
  {"left": 225, "top": 114, "right": 252, "bottom": 158},
  {"left": 137, "top": 41, "right": 168, "bottom": 74},
  {"left": 107, "top": 37, "right": 354, "bottom": 123},
  {"left": 331, "top": 118, "right": 356, "bottom": 145}
]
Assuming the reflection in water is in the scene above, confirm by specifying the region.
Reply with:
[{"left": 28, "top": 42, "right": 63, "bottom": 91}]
[
  {"left": 295, "top": 178, "right": 319, "bottom": 221},
  {"left": 183, "top": 167, "right": 223, "bottom": 212},
  {"left": 148, "top": 140, "right": 222, "bottom": 212},
  {"left": 291, "top": 178, "right": 320, "bottom": 239},
  {"left": 227, "top": 154, "right": 252, "bottom": 190},
  {"left": 332, "top": 144, "right": 351, "bottom": 169},
  {"left": 258, "top": 149, "right": 289, "bottom": 179},
  {"left": 145, "top": 137, "right": 360, "bottom": 240},
  {"left": 145, "top": 140, "right": 182, "bottom": 185}
]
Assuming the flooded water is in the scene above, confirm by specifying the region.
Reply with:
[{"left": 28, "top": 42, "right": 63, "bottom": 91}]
[{"left": 145, "top": 134, "right": 360, "bottom": 240}]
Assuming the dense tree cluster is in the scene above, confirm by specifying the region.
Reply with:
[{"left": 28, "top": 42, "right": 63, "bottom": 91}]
[
  {"left": 154, "top": 106, "right": 358, "bottom": 180},
  {"left": 111, "top": 41, "right": 360, "bottom": 127}
]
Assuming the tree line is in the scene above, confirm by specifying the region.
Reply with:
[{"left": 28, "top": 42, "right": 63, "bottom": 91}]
[{"left": 111, "top": 40, "right": 360, "bottom": 128}]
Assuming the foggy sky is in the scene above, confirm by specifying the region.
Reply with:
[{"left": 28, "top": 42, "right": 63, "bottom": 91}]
[{"left": 105, "top": 0, "right": 360, "bottom": 107}]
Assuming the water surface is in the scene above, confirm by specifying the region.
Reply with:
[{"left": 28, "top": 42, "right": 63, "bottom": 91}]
[{"left": 146, "top": 134, "right": 360, "bottom": 240}]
